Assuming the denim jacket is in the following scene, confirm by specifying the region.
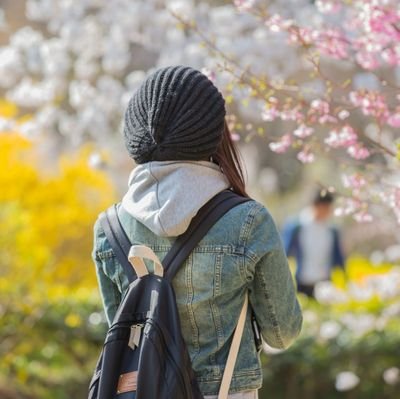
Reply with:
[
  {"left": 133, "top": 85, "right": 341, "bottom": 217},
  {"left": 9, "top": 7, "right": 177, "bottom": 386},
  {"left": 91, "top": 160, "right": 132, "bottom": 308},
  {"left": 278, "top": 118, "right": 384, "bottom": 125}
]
[{"left": 92, "top": 199, "right": 302, "bottom": 396}]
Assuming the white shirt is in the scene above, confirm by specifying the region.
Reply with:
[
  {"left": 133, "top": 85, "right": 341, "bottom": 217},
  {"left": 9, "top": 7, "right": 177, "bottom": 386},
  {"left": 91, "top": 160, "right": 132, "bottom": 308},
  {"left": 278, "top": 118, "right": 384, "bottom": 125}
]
[{"left": 297, "top": 210, "right": 333, "bottom": 285}]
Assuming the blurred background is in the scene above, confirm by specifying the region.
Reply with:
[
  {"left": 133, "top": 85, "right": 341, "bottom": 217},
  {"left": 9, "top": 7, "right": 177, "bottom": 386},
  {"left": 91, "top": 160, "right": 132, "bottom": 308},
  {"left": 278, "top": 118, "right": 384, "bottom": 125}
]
[{"left": 1, "top": 1, "right": 399, "bottom": 398}]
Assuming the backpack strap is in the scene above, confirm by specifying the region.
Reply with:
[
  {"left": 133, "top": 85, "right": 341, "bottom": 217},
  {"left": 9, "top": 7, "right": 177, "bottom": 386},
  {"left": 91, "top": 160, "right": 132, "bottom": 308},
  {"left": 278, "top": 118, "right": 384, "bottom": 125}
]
[
  {"left": 163, "top": 190, "right": 251, "bottom": 280},
  {"left": 99, "top": 190, "right": 251, "bottom": 282},
  {"left": 218, "top": 293, "right": 248, "bottom": 399},
  {"left": 99, "top": 205, "right": 136, "bottom": 282}
]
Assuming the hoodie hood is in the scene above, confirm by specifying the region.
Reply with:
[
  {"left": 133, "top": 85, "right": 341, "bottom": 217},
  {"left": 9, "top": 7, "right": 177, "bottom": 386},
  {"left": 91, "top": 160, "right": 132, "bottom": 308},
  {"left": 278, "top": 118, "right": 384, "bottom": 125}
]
[{"left": 121, "top": 160, "right": 230, "bottom": 237}]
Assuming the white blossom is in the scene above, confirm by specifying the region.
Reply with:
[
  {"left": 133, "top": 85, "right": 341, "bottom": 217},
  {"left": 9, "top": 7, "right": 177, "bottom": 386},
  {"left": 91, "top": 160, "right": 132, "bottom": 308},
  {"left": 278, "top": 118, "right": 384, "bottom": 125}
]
[
  {"left": 0, "top": 0, "right": 317, "bottom": 143},
  {"left": 26, "top": 0, "right": 57, "bottom": 22},
  {"left": 335, "top": 371, "right": 360, "bottom": 391},
  {"left": 0, "top": 47, "right": 24, "bottom": 88},
  {"left": 40, "top": 39, "right": 71, "bottom": 77},
  {"left": 69, "top": 80, "right": 96, "bottom": 109},
  {"left": 314, "top": 281, "right": 348, "bottom": 304},
  {"left": 8, "top": 77, "right": 60, "bottom": 108},
  {"left": 0, "top": 117, "right": 15, "bottom": 132},
  {"left": 340, "top": 313, "right": 376, "bottom": 337},
  {"left": 88, "top": 152, "right": 105, "bottom": 169},
  {"left": 319, "top": 320, "right": 341, "bottom": 340},
  {"left": 35, "top": 105, "right": 60, "bottom": 130},
  {"left": 10, "top": 26, "right": 43, "bottom": 51},
  {"left": 383, "top": 367, "right": 400, "bottom": 385},
  {"left": 125, "top": 70, "right": 147, "bottom": 91},
  {"left": 18, "top": 120, "right": 41, "bottom": 138}
]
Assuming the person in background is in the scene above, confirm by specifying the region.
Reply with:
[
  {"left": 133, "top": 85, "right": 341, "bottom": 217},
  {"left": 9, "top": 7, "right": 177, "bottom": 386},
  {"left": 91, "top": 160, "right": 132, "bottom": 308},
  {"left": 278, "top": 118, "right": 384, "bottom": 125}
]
[{"left": 282, "top": 190, "right": 345, "bottom": 298}]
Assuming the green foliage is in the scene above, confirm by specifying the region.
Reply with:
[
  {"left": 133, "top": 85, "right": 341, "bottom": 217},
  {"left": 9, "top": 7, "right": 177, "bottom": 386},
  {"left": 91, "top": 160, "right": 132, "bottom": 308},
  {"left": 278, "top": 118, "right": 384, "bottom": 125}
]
[
  {"left": 0, "top": 133, "right": 115, "bottom": 398},
  {"left": 0, "top": 292, "right": 106, "bottom": 399},
  {"left": 260, "top": 328, "right": 400, "bottom": 399},
  {"left": 259, "top": 285, "right": 400, "bottom": 399}
]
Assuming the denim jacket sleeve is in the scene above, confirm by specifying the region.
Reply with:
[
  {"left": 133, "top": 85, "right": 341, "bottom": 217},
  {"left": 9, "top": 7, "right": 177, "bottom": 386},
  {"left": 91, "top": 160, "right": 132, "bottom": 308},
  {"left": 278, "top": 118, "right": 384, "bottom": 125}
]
[
  {"left": 92, "top": 218, "right": 122, "bottom": 326},
  {"left": 245, "top": 204, "right": 302, "bottom": 349}
]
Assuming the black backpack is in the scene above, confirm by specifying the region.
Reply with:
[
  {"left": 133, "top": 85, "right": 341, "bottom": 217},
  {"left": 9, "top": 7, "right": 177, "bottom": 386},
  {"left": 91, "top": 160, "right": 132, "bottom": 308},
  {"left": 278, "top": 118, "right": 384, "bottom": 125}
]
[{"left": 88, "top": 190, "right": 253, "bottom": 399}]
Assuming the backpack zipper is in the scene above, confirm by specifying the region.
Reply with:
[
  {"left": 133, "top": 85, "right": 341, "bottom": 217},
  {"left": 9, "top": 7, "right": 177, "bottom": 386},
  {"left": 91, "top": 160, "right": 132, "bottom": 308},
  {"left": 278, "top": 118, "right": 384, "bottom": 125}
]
[
  {"left": 105, "top": 320, "right": 145, "bottom": 344},
  {"left": 128, "top": 323, "right": 144, "bottom": 350}
]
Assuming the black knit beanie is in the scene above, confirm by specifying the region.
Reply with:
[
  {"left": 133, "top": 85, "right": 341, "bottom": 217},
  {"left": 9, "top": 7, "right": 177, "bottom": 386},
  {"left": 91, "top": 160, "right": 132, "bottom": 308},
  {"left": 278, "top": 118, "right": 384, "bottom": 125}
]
[{"left": 123, "top": 66, "right": 226, "bottom": 164}]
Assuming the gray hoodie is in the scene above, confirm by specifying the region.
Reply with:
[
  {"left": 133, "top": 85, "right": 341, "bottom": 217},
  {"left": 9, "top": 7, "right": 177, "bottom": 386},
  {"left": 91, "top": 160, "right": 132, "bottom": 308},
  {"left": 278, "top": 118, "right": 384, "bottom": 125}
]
[{"left": 121, "top": 160, "right": 230, "bottom": 237}]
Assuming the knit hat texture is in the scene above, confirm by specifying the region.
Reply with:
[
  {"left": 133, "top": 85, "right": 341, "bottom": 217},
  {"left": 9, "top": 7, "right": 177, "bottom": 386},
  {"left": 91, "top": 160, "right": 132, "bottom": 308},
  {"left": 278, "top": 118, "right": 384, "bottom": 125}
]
[{"left": 123, "top": 66, "right": 226, "bottom": 164}]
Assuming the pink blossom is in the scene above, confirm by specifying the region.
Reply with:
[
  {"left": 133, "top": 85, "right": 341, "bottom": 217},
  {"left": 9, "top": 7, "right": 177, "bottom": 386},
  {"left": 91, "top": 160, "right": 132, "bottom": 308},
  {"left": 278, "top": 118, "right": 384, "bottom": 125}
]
[
  {"left": 353, "top": 211, "right": 373, "bottom": 223},
  {"left": 233, "top": 0, "right": 255, "bottom": 12},
  {"left": 379, "top": 187, "right": 400, "bottom": 211},
  {"left": 387, "top": 113, "right": 400, "bottom": 128},
  {"left": 381, "top": 187, "right": 400, "bottom": 209},
  {"left": 347, "top": 144, "right": 370, "bottom": 160},
  {"left": 382, "top": 47, "right": 400, "bottom": 66},
  {"left": 354, "top": 36, "right": 384, "bottom": 53},
  {"left": 318, "top": 114, "right": 338, "bottom": 125},
  {"left": 268, "top": 96, "right": 278, "bottom": 104},
  {"left": 201, "top": 67, "right": 216, "bottom": 82},
  {"left": 334, "top": 198, "right": 361, "bottom": 216},
  {"left": 317, "top": 29, "right": 349, "bottom": 59},
  {"left": 355, "top": 51, "right": 380, "bottom": 70},
  {"left": 293, "top": 124, "right": 314, "bottom": 138},
  {"left": 230, "top": 132, "right": 241, "bottom": 142},
  {"left": 265, "top": 14, "right": 294, "bottom": 33},
  {"left": 325, "top": 125, "right": 358, "bottom": 148},
  {"left": 350, "top": 5, "right": 400, "bottom": 70},
  {"left": 280, "top": 107, "right": 304, "bottom": 122},
  {"left": 261, "top": 106, "right": 280, "bottom": 122},
  {"left": 362, "top": 6, "right": 400, "bottom": 39},
  {"left": 335, "top": 198, "right": 373, "bottom": 224},
  {"left": 310, "top": 99, "right": 330, "bottom": 114},
  {"left": 338, "top": 110, "right": 350, "bottom": 120},
  {"left": 395, "top": 189, "right": 400, "bottom": 210},
  {"left": 334, "top": 207, "right": 344, "bottom": 217},
  {"left": 349, "top": 91, "right": 361, "bottom": 106},
  {"left": 349, "top": 90, "right": 389, "bottom": 120},
  {"left": 380, "top": 188, "right": 400, "bottom": 224},
  {"left": 262, "top": 98, "right": 280, "bottom": 121},
  {"left": 297, "top": 150, "right": 315, "bottom": 163},
  {"left": 342, "top": 173, "right": 367, "bottom": 192},
  {"left": 289, "top": 27, "right": 318, "bottom": 45},
  {"left": 315, "top": 0, "right": 342, "bottom": 14},
  {"left": 269, "top": 134, "right": 292, "bottom": 154}
]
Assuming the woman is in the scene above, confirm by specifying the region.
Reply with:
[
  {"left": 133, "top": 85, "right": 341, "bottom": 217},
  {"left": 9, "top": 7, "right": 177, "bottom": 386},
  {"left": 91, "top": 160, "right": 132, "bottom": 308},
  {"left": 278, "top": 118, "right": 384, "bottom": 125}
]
[{"left": 92, "top": 66, "right": 302, "bottom": 399}]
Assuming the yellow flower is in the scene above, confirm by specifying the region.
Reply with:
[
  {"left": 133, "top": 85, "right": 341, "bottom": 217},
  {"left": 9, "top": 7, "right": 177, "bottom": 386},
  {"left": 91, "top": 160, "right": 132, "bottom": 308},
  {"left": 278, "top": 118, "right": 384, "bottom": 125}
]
[
  {"left": 0, "top": 131, "right": 116, "bottom": 307},
  {"left": 0, "top": 99, "right": 18, "bottom": 118},
  {"left": 64, "top": 313, "right": 82, "bottom": 328}
]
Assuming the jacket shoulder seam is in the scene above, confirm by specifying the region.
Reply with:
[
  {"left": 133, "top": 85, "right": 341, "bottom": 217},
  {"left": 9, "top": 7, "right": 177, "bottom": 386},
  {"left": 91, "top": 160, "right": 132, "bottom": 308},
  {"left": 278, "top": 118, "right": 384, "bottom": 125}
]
[{"left": 238, "top": 201, "right": 263, "bottom": 246}]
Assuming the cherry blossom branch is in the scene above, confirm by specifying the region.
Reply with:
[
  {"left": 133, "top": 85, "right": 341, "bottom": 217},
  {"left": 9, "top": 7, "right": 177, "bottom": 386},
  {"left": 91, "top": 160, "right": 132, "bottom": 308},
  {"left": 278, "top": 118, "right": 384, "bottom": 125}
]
[
  {"left": 171, "top": 11, "right": 300, "bottom": 95},
  {"left": 363, "top": 135, "right": 397, "bottom": 158}
]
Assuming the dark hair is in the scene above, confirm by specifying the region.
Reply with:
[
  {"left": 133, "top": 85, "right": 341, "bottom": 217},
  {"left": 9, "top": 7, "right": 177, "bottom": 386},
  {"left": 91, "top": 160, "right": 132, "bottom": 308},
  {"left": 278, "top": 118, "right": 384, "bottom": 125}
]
[
  {"left": 313, "top": 189, "right": 334, "bottom": 205},
  {"left": 213, "top": 120, "right": 249, "bottom": 198}
]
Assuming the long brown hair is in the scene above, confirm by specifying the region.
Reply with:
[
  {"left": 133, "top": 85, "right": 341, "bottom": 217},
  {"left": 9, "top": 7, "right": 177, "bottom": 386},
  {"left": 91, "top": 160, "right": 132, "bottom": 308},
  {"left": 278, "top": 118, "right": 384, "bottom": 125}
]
[{"left": 213, "top": 120, "right": 249, "bottom": 197}]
